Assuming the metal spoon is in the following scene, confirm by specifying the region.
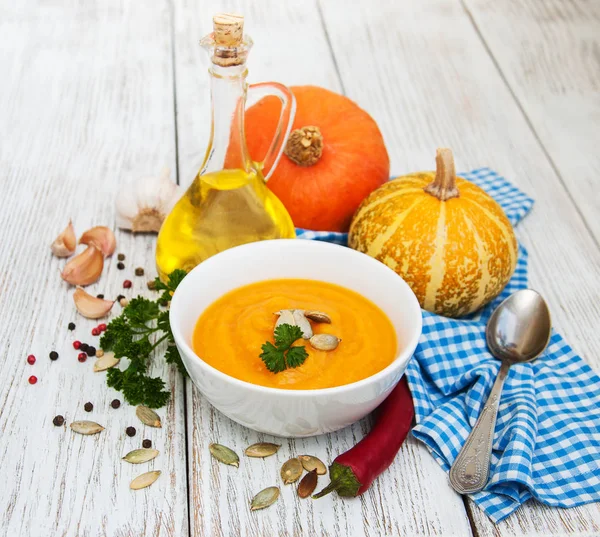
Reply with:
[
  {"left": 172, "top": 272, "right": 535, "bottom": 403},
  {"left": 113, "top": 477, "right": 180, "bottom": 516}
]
[{"left": 449, "top": 289, "right": 551, "bottom": 494}]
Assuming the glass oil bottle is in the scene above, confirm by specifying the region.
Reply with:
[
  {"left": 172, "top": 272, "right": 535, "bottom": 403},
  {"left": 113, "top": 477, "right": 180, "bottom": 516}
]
[{"left": 156, "top": 13, "right": 296, "bottom": 280}]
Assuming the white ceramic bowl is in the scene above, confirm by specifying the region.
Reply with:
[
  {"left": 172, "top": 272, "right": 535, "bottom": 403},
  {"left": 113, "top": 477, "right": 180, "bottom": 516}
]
[{"left": 170, "top": 239, "right": 422, "bottom": 437}]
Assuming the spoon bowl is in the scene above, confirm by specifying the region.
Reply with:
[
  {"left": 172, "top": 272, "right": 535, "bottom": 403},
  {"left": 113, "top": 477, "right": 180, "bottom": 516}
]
[{"left": 486, "top": 289, "right": 552, "bottom": 364}]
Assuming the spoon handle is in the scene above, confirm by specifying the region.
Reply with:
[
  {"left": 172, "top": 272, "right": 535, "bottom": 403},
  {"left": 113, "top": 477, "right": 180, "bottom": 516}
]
[{"left": 449, "top": 361, "right": 510, "bottom": 494}]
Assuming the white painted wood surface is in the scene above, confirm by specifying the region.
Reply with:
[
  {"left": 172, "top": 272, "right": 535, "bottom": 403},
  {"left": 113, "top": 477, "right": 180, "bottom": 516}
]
[
  {"left": 0, "top": 0, "right": 598, "bottom": 536},
  {"left": 0, "top": 1, "right": 188, "bottom": 536},
  {"left": 463, "top": 0, "right": 600, "bottom": 244}
]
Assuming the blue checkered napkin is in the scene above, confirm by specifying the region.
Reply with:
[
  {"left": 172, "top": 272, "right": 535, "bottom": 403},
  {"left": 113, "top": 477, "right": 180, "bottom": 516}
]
[{"left": 297, "top": 169, "right": 600, "bottom": 523}]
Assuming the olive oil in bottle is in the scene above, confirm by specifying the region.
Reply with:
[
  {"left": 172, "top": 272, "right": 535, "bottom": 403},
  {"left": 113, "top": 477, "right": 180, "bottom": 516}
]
[{"left": 156, "top": 13, "right": 296, "bottom": 280}]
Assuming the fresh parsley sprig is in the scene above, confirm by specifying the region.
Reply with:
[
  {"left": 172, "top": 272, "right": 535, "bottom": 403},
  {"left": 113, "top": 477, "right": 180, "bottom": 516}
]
[
  {"left": 99, "top": 269, "right": 188, "bottom": 408},
  {"left": 259, "top": 324, "right": 308, "bottom": 373}
]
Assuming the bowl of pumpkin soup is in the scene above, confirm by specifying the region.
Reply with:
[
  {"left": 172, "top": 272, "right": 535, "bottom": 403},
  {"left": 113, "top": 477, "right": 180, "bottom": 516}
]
[{"left": 169, "top": 239, "right": 422, "bottom": 437}]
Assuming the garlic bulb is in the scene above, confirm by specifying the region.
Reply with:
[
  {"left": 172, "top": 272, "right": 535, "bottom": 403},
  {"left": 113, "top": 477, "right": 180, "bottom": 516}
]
[{"left": 116, "top": 168, "right": 182, "bottom": 233}]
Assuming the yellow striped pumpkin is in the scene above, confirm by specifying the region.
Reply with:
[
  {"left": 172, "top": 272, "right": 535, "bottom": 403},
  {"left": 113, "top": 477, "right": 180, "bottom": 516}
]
[{"left": 348, "top": 148, "right": 517, "bottom": 318}]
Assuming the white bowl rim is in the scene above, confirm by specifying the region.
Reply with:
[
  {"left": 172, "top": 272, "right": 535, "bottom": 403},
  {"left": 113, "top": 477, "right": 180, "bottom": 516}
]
[{"left": 170, "top": 239, "right": 423, "bottom": 398}]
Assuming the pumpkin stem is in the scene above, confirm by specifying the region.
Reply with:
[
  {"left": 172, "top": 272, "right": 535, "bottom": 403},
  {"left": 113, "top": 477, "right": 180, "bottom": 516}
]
[
  {"left": 425, "top": 148, "right": 460, "bottom": 201},
  {"left": 284, "top": 126, "right": 323, "bottom": 167}
]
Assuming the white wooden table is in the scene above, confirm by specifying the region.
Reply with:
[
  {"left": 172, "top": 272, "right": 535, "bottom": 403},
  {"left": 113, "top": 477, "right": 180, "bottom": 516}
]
[{"left": 1, "top": 1, "right": 599, "bottom": 535}]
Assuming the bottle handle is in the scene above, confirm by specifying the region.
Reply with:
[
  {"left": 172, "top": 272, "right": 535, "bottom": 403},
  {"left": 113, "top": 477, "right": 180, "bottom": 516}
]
[{"left": 246, "top": 82, "right": 296, "bottom": 182}]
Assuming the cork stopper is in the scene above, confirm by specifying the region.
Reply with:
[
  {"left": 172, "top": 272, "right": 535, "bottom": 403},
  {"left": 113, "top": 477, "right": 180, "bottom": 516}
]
[
  {"left": 213, "top": 13, "right": 244, "bottom": 46},
  {"left": 209, "top": 13, "right": 246, "bottom": 67}
]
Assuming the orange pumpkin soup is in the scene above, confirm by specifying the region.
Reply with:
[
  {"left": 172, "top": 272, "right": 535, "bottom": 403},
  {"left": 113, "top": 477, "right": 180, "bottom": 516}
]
[{"left": 193, "top": 278, "right": 397, "bottom": 390}]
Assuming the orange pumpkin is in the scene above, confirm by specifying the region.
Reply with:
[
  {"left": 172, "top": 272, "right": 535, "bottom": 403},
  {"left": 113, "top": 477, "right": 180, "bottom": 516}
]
[
  {"left": 236, "top": 86, "right": 390, "bottom": 232},
  {"left": 349, "top": 149, "right": 518, "bottom": 318}
]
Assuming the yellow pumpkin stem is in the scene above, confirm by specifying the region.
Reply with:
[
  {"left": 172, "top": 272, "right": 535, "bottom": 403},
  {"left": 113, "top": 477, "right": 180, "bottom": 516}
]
[
  {"left": 425, "top": 148, "right": 460, "bottom": 201},
  {"left": 284, "top": 126, "right": 323, "bottom": 167}
]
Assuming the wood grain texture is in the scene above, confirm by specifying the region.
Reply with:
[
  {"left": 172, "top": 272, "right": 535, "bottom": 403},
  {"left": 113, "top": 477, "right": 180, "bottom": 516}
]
[
  {"left": 173, "top": 1, "right": 472, "bottom": 536},
  {"left": 0, "top": 1, "right": 187, "bottom": 536},
  {"left": 463, "top": 0, "right": 600, "bottom": 243},
  {"left": 317, "top": 0, "right": 600, "bottom": 535}
]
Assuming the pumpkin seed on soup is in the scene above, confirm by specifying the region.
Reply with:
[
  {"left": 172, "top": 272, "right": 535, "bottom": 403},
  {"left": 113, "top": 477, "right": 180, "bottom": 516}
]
[
  {"left": 244, "top": 442, "right": 281, "bottom": 458},
  {"left": 280, "top": 458, "right": 303, "bottom": 485},
  {"left": 250, "top": 486, "right": 280, "bottom": 511},
  {"left": 298, "top": 455, "right": 327, "bottom": 475},
  {"left": 309, "top": 334, "right": 341, "bottom": 351},
  {"left": 209, "top": 443, "right": 239, "bottom": 468},
  {"left": 304, "top": 310, "right": 331, "bottom": 324},
  {"left": 292, "top": 310, "right": 312, "bottom": 339}
]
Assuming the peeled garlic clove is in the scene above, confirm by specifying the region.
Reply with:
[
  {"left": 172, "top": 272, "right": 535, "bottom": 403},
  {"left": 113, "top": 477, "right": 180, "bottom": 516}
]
[
  {"left": 293, "top": 310, "right": 313, "bottom": 339},
  {"left": 61, "top": 246, "right": 104, "bottom": 286},
  {"left": 73, "top": 287, "right": 114, "bottom": 319},
  {"left": 116, "top": 168, "right": 182, "bottom": 233},
  {"left": 79, "top": 226, "right": 116, "bottom": 257},
  {"left": 51, "top": 220, "right": 76, "bottom": 257}
]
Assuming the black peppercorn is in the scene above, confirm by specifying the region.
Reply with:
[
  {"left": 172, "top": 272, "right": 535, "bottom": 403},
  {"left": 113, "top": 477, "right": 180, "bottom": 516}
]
[
  {"left": 147, "top": 280, "right": 156, "bottom": 291},
  {"left": 96, "top": 293, "right": 104, "bottom": 299},
  {"left": 126, "top": 426, "right": 136, "bottom": 437},
  {"left": 110, "top": 399, "right": 121, "bottom": 409},
  {"left": 117, "top": 253, "right": 125, "bottom": 261},
  {"left": 142, "top": 439, "right": 152, "bottom": 449},
  {"left": 135, "top": 267, "right": 145, "bottom": 276},
  {"left": 86, "top": 346, "right": 96, "bottom": 357},
  {"left": 68, "top": 322, "right": 76, "bottom": 331},
  {"left": 49, "top": 351, "right": 59, "bottom": 361},
  {"left": 84, "top": 402, "right": 93, "bottom": 412},
  {"left": 80, "top": 343, "right": 89, "bottom": 352},
  {"left": 53, "top": 415, "right": 65, "bottom": 426},
  {"left": 117, "top": 262, "right": 125, "bottom": 270}
]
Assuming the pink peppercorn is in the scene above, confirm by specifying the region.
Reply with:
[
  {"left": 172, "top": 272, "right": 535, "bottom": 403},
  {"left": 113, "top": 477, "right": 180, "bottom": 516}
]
[
  {"left": 123, "top": 280, "right": 132, "bottom": 289},
  {"left": 91, "top": 327, "right": 100, "bottom": 336},
  {"left": 78, "top": 352, "right": 87, "bottom": 363},
  {"left": 73, "top": 340, "right": 81, "bottom": 349},
  {"left": 28, "top": 375, "right": 37, "bottom": 385},
  {"left": 27, "top": 354, "right": 36, "bottom": 365},
  {"left": 98, "top": 323, "right": 107, "bottom": 332}
]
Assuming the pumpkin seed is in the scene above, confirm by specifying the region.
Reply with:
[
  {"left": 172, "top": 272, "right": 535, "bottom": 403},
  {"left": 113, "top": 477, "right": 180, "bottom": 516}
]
[
  {"left": 130, "top": 470, "right": 161, "bottom": 490},
  {"left": 293, "top": 310, "right": 313, "bottom": 339},
  {"left": 122, "top": 448, "right": 159, "bottom": 464},
  {"left": 250, "top": 486, "right": 280, "bottom": 511},
  {"left": 136, "top": 405, "right": 162, "bottom": 428},
  {"left": 298, "top": 455, "right": 327, "bottom": 475},
  {"left": 93, "top": 352, "right": 120, "bottom": 372},
  {"left": 209, "top": 443, "right": 239, "bottom": 467},
  {"left": 298, "top": 469, "right": 318, "bottom": 498},
  {"left": 70, "top": 420, "right": 104, "bottom": 435},
  {"left": 309, "top": 334, "right": 341, "bottom": 351},
  {"left": 280, "top": 458, "right": 303, "bottom": 485},
  {"left": 244, "top": 442, "right": 281, "bottom": 458},
  {"left": 274, "top": 309, "right": 295, "bottom": 330},
  {"left": 304, "top": 310, "right": 331, "bottom": 324}
]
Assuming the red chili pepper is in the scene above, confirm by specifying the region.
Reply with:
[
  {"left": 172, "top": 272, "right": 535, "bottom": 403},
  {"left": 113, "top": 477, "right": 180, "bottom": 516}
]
[{"left": 313, "top": 377, "right": 414, "bottom": 498}]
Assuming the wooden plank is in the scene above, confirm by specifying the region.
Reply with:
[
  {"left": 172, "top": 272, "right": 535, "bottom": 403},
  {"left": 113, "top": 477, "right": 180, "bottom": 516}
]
[
  {"left": 173, "top": 0, "right": 472, "bottom": 535},
  {"left": 463, "top": 0, "right": 600, "bottom": 244},
  {"left": 0, "top": 1, "right": 187, "bottom": 536},
  {"left": 317, "top": 0, "right": 600, "bottom": 535}
]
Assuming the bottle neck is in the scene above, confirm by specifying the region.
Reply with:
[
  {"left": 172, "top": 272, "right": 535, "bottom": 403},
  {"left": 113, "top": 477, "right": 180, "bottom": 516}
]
[{"left": 199, "top": 63, "right": 251, "bottom": 176}]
